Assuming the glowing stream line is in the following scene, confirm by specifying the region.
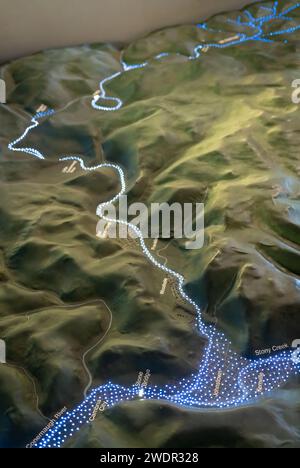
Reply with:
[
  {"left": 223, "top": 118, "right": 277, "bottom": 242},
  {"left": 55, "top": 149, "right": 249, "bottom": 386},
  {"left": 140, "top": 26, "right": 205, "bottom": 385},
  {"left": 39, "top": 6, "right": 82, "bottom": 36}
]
[{"left": 7, "top": 1, "right": 300, "bottom": 448}]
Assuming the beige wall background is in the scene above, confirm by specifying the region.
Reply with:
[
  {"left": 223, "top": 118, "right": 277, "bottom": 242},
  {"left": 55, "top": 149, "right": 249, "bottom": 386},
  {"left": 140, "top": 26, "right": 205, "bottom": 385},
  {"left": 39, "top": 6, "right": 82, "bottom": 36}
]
[{"left": 0, "top": 0, "right": 259, "bottom": 63}]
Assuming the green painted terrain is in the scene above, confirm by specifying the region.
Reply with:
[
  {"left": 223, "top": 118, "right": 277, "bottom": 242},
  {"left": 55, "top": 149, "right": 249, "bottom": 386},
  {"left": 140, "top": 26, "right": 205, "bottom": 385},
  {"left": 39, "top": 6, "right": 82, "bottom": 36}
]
[{"left": 0, "top": 1, "right": 299, "bottom": 448}]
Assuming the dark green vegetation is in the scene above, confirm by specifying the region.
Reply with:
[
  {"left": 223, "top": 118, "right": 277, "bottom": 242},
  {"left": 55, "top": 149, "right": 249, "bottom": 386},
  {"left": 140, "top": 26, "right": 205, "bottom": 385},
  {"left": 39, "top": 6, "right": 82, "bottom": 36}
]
[{"left": 0, "top": 1, "right": 299, "bottom": 448}]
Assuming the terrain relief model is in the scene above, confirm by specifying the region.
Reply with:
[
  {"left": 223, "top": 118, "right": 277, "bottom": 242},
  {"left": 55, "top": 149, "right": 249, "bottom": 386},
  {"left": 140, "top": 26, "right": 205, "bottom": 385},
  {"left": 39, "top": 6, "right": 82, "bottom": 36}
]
[{"left": 0, "top": 0, "right": 300, "bottom": 448}]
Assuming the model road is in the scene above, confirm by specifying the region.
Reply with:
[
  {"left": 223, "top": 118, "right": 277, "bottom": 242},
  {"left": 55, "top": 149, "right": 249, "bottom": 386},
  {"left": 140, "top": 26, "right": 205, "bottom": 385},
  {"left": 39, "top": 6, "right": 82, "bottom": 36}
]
[{"left": 7, "top": 1, "right": 300, "bottom": 448}]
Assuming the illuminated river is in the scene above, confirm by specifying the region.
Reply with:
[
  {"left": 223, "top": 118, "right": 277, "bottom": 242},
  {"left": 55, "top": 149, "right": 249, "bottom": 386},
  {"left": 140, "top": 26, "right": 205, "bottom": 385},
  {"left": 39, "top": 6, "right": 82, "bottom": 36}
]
[{"left": 7, "top": 1, "right": 300, "bottom": 448}]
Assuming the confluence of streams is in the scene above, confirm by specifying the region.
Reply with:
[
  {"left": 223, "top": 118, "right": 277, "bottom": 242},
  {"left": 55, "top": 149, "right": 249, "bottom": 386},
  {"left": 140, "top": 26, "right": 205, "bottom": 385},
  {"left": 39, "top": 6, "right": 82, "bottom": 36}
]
[{"left": 7, "top": 1, "right": 300, "bottom": 448}]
